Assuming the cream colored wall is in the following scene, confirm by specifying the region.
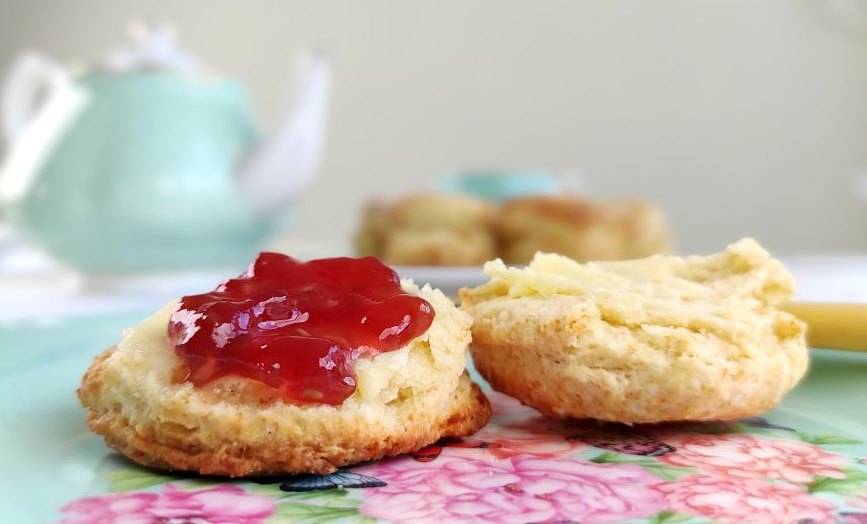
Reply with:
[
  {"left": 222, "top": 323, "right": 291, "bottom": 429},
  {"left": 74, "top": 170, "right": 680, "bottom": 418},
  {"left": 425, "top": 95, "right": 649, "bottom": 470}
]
[{"left": 2, "top": 0, "right": 867, "bottom": 254}]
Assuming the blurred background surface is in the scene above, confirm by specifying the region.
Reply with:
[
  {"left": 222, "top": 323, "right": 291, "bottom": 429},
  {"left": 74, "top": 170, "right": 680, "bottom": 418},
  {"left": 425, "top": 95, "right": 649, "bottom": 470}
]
[
  {"left": 2, "top": 0, "right": 867, "bottom": 256},
  {"left": 2, "top": 0, "right": 867, "bottom": 319}
]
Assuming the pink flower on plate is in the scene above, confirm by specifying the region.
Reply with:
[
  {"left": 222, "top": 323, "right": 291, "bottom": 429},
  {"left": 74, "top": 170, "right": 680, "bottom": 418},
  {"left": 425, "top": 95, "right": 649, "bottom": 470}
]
[
  {"left": 659, "top": 433, "right": 846, "bottom": 483},
  {"left": 486, "top": 390, "right": 538, "bottom": 421},
  {"left": 658, "top": 474, "right": 836, "bottom": 523},
  {"left": 465, "top": 419, "right": 586, "bottom": 459},
  {"left": 487, "top": 391, "right": 578, "bottom": 433},
  {"left": 60, "top": 484, "right": 275, "bottom": 524},
  {"left": 356, "top": 449, "right": 665, "bottom": 523},
  {"left": 429, "top": 390, "right": 585, "bottom": 459}
]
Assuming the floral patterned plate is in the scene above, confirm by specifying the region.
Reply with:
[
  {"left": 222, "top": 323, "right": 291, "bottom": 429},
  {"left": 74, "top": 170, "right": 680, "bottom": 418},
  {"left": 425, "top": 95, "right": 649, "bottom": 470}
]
[{"left": 1, "top": 310, "right": 866, "bottom": 524}]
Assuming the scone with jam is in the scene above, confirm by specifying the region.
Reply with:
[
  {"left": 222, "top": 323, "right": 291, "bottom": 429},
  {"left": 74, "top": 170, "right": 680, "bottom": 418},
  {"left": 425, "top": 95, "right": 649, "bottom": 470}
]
[
  {"left": 460, "top": 238, "right": 807, "bottom": 424},
  {"left": 79, "top": 253, "right": 490, "bottom": 477}
]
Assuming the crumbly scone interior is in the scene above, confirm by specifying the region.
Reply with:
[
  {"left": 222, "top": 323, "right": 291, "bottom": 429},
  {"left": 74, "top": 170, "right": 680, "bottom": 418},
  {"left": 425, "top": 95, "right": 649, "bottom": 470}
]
[
  {"left": 460, "top": 238, "right": 808, "bottom": 422},
  {"left": 105, "top": 280, "right": 466, "bottom": 407}
]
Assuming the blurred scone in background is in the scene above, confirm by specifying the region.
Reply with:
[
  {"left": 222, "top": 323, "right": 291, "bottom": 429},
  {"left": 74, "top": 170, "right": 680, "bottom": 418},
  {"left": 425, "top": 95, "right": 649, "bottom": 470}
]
[
  {"left": 356, "top": 194, "right": 498, "bottom": 266},
  {"left": 356, "top": 193, "right": 671, "bottom": 266},
  {"left": 497, "top": 196, "right": 670, "bottom": 265}
]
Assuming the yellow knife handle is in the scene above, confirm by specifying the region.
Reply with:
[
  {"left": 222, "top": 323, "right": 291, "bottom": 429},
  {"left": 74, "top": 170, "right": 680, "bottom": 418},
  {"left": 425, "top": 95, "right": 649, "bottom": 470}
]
[{"left": 781, "top": 302, "right": 867, "bottom": 352}]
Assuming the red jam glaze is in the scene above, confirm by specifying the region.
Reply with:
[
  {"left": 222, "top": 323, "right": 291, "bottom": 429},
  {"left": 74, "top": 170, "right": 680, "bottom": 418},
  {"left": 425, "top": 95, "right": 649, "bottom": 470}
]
[{"left": 168, "top": 253, "right": 434, "bottom": 405}]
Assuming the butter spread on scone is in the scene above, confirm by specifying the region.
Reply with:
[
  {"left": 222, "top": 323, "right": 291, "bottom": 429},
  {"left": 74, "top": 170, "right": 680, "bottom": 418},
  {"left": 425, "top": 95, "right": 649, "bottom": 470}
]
[
  {"left": 79, "top": 253, "right": 490, "bottom": 477},
  {"left": 460, "top": 238, "right": 807, "bottom": 424}
]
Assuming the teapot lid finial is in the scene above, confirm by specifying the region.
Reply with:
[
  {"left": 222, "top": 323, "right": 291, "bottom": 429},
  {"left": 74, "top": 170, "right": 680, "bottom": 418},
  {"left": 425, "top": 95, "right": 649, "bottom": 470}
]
[{"left": 103, "top": 20, "right": 203, "bottom": 74}]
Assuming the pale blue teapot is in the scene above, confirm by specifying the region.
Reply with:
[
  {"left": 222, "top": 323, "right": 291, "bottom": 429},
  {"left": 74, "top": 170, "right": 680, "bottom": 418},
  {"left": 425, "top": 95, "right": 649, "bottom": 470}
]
[{"left": 0, "top": 28, "right": 330, "bottom": 272}]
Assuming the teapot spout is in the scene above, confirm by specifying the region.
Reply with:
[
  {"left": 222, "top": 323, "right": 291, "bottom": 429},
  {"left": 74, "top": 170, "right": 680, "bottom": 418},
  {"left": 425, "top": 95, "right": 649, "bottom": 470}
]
[{"left": 238, "top": 51, "right": 331, "bottom": 215}]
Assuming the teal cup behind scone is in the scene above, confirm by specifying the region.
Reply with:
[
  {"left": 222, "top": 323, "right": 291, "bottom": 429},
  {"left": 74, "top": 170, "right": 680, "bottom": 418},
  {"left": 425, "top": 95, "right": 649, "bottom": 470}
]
[{"left": 438, "top": 170, "right": 559, "bottom": 201}]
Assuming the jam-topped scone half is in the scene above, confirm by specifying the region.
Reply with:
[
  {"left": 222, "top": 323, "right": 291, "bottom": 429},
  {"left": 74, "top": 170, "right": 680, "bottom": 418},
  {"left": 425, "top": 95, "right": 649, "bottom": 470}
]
[
  {"left": 460, "top": 238, "right": 808, "bottom": 424},
  {"left": 79, "top": 253, "right": 490, "bottom": 477}
]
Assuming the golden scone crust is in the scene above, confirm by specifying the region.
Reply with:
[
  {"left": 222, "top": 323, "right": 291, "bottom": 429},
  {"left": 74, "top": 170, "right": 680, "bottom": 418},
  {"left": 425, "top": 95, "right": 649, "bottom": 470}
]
[
  {"left": 460, "top": 239, "right": 808, "bottom": 424},
  {"left": 79, "top": 283, "right": 490, "bottom": 477},
  {"left": 497, "top": 196, "right": 670, "bottom": 264}
]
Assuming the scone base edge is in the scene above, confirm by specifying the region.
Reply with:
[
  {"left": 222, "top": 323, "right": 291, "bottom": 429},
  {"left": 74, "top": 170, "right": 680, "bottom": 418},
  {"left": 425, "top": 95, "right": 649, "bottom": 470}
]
[
  {"left": 470, "top": 338, "right": 807, "bottom": 425},
  {"left": 79, "top": 346, "right": 491, "bottom": 478}
]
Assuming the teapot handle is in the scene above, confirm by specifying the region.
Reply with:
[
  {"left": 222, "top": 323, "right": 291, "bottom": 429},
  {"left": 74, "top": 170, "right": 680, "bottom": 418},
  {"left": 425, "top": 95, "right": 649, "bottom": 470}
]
[
  {"left": 236, "top": 51, "right": 332, "bottom": 215},
  {"left": 1, "top": 52, "right": 67, "bottom": 144}
]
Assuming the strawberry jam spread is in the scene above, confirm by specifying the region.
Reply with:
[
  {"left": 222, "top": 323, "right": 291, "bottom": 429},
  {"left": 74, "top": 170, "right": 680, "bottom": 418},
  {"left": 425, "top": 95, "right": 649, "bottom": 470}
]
[{"left": 168, "top": 253, "right": 434, "bottom": 405}]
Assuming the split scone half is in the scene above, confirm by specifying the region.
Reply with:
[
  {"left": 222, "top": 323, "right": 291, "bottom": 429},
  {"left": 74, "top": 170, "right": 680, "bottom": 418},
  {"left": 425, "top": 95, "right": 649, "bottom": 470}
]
[
  {"left": 460, "top": 238, "right": 808, "bottom": 424},
  {"left": 79, "top": 281, "right": 490, "bottom": 477}
]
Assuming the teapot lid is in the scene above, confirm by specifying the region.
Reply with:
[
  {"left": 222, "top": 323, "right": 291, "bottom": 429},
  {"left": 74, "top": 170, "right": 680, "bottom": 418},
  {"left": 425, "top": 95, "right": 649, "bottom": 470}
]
[{"left": 102, "top": 21, "right": 203, "bottom": 75}]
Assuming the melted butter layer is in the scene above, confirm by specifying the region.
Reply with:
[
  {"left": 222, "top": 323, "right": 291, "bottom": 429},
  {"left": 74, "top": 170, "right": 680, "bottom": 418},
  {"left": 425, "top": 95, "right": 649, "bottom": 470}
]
[{"left": 123, "top": 302, "right": 415, "bottom": 404}]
